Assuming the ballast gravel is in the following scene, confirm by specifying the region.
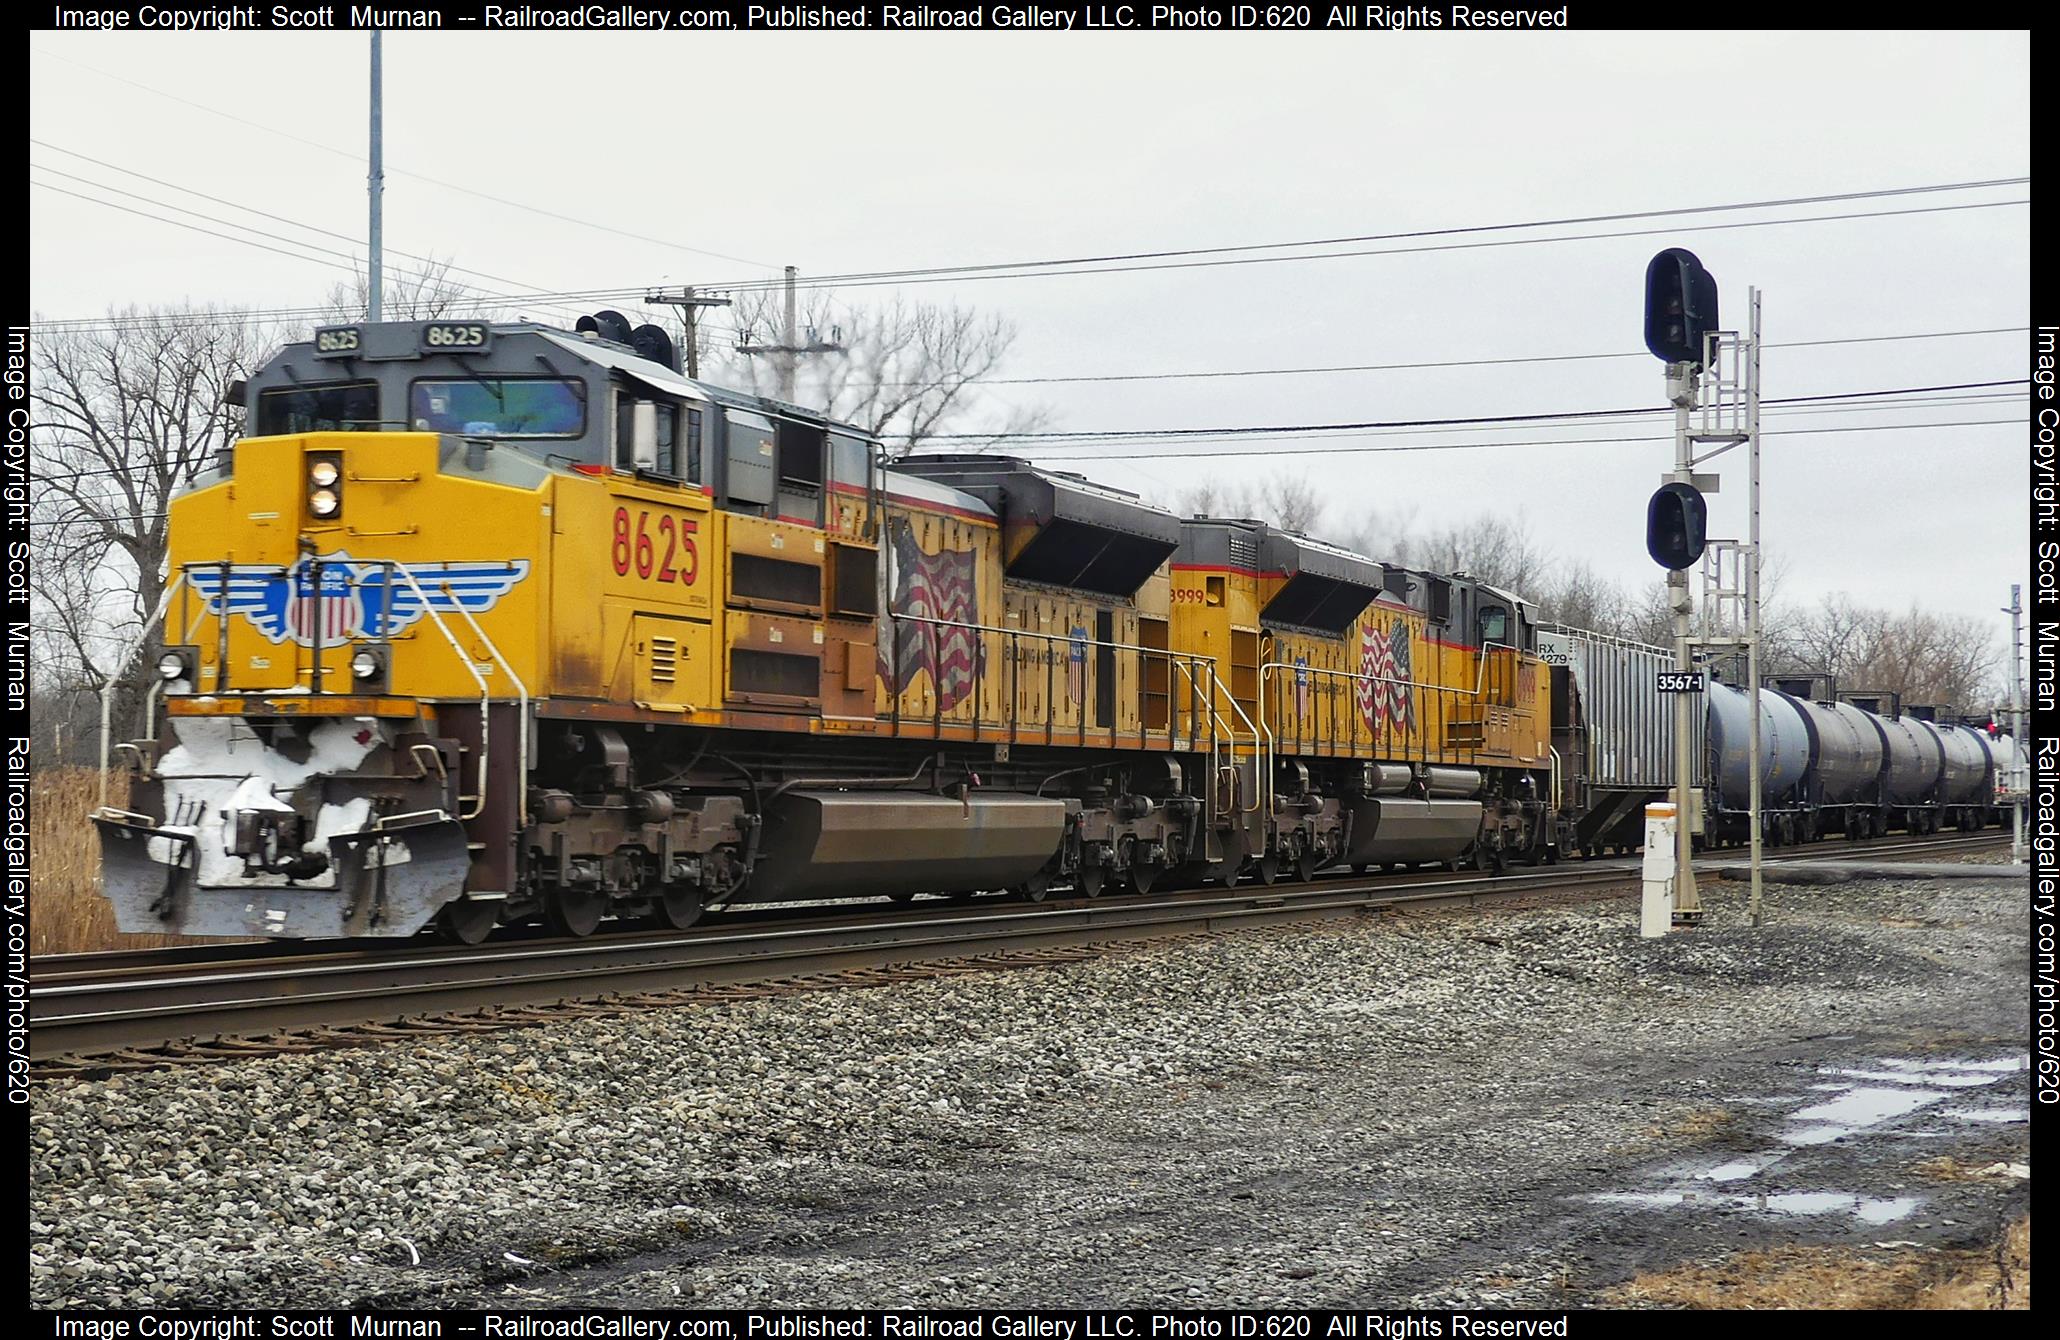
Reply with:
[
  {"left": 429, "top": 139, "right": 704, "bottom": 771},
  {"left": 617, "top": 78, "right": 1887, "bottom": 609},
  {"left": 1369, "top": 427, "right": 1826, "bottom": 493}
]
[{"left": 30, "top": 866, "right": 2031, "bottom": 1309}]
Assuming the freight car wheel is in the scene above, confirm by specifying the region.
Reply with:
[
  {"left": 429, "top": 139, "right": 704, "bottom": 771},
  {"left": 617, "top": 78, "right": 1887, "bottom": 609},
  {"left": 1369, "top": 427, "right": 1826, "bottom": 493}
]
[
  {"left": 546, "top": 888, "right": 607, "bottom": 938},
  {"left": 1077, "top": 864, "right": 1105, "bottom": 899},
  {"left": 437, "top": 899, "right": 500, "bottom": 945},
  {"left": 1252, "top": 852, "right": 1282, "bottom": 886},
  {"left": 888, "top": 891, "right": 916, "bottom": 903},
  {"left": 656, "top": 888, "right": 705, "bottom": 930}
]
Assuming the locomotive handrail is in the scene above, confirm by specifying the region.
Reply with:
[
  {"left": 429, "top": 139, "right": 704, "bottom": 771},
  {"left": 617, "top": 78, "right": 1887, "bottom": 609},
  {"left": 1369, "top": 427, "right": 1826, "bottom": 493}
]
[
  {"left": 97, "top": 573, "right": 187, "bottom": 806},
  {"left": 884, "top": 610, "right": 1260, "bottom": 815},
  {"left": 389, "top": 566, "right": 494, "bottom": 821},
  {"left": 883, "top": 611, "right": 1242, "bottom": 753},
  {"left": 1253, "top": 641, "right": 1525, "bottom": 818},
  {"left": 441, "top": 582, "right": 531, "bottom": 829}
]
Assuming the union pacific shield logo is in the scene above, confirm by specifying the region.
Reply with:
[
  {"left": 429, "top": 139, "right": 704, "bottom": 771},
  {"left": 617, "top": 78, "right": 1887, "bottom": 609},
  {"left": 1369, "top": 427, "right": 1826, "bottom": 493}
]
[{"left": 189, "top": 552, "right": 530, "bottom": 646}]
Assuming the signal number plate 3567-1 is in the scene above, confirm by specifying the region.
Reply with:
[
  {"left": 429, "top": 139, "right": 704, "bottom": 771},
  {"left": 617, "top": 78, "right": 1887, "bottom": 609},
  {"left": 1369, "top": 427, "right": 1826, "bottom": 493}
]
[{"left": 611, "top": 505, "right": 700, "bottom": 588}]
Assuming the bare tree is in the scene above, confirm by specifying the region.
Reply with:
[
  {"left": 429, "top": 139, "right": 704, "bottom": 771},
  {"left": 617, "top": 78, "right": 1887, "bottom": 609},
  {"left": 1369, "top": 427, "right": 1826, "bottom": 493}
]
[
  {"left": 322, "top": 255, "right": 472, "bottom": 325},
  {"left": 1170, "top": 470, "right": 1330, "bottom": 532},
  {"left": 706, "top": 290, "right": 1046, "bottom": 453},
  {"left": 1769, "top": 595, "right": 2003, "bottom": 710},
  {"left": 29, "top": 305, "right": 272, "bottom": 741}
]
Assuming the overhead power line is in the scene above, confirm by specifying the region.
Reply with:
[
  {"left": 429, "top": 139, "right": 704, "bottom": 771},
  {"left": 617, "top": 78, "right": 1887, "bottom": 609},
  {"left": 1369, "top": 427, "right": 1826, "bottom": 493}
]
[
  {"left": 45, "top": 53, "right": 772, "bottom": 270},
  {"left": 959, "top": 327, "right": 2025, "bottom": 387},
  {"left": 31, "top": 141, "right": 595, "bottom": 322},
  {"left": 26, "top": 381, "right": 2023, "bottom": 491},
  {"left": 700, "top": 175, "right": 2031, "bottom": 292},
  {"left": 917, "top": 380, "right": 2029, "bottom": 443}
]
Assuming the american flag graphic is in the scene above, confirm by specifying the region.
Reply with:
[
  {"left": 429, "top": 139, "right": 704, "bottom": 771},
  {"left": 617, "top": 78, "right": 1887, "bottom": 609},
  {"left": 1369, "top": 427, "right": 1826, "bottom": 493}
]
[
  {"left": 1356, "top": 618, "right": 1414, "bottom": 733},
  {"left": 883, "top": 523, "right": 980, "bottom": 712}
]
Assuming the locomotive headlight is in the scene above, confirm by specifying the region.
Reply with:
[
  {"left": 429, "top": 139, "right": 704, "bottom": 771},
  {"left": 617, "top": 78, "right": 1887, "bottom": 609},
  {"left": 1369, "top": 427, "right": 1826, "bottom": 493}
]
[
  {"left": 156, "top": 645, "right": 197, "bottom": 684},
  {"left": 306, "top": 452, "right": 343, "bottom": 519},
  {"left": 347, "top": 642, "right": 389, "bottom": 688}
]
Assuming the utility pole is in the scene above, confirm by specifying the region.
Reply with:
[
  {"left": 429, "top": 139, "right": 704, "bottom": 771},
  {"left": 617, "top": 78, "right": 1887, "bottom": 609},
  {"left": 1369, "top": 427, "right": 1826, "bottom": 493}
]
[
  {"left": 736, "top": 266, "right": 844, "bottom": 403},
  {"left": 2007, "top": 584, "right": 2027, "bottom": 863},
  {"left": 645, "top": 287, "right": 731, "bottom": 379},
  {"left": 368, "top": 31, "right": 384, "bottom": 323},
  {"left": 782, "top": 264, "right": 798, "bottom": 402}
]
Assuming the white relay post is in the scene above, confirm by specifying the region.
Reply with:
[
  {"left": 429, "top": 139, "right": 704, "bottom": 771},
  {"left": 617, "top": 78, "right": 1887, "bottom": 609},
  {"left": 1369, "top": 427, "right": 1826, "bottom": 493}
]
[{"left": 1641, "top": 802, "right": 1679, "bottom": 939}]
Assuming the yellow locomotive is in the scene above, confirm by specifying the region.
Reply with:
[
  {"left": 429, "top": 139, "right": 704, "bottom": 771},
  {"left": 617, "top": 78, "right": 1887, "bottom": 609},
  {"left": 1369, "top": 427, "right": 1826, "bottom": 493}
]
[{"left": 95, "top": 314, "right": 1556, "bottom": 941}]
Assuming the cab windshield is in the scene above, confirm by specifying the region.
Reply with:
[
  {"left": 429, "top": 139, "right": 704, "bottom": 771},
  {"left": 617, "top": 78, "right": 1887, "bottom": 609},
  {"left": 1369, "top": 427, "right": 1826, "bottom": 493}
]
[{"left": 409, "top": 377, "right": 585, "bottom": 438}]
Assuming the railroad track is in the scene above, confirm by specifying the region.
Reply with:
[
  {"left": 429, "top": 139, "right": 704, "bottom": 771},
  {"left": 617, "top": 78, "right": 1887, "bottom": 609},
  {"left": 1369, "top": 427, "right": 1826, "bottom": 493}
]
[{"left": 31, "top": 831, "right": 2011, "bottom": 1079}]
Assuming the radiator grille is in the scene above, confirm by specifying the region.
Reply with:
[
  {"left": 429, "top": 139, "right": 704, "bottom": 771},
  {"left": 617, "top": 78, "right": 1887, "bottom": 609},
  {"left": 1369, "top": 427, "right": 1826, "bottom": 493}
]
[
  {"left": 731, "top": 649, "right": 819, "bottom": 698},
  {"left": 1230, "top": 533, "right": 1259, "bottom": 569},
  {"left": 732, "top": 553, "right": 821, "bottom": 607}
]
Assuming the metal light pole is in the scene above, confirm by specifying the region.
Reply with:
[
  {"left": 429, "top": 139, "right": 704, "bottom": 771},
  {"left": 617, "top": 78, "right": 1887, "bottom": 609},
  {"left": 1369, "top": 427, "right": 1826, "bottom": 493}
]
[
  {"left": 368, "top": 31, "right": 384, "bottom": 322},
  {"left": 2007, "top": 584, "right": 2026, "bottom": 863},
  {"left": 1666, "top": 364, "right": 1701, "bottom": 919},
  {"left": 1744, "top": 289, "right": 1765, "bottom": 925}
]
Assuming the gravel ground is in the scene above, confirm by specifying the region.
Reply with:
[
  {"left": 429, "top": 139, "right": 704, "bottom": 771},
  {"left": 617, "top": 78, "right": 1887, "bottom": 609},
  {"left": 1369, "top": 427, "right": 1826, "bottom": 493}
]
[{"left": 30, "top": 866, "right": 2031, "bottom": 1309}]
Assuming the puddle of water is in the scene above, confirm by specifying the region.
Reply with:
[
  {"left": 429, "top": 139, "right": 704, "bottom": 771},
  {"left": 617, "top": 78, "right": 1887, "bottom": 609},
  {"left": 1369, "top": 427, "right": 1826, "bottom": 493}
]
[
  {"left": 1879, "top": 1057, "right": 2028, "bottom": 1074},
  {"left": 1700, "top": 1153, "right": 1785, "bottom": 1182},
  {"left": 1829, "top": 1068, "right": 2005, "bottom": 1088},
  {"left": 1792, "top": 1086, "right": 1947, "bottom": 1126},
  {"left": 1941, "top": 1107, "right": 2030, "bottom": 1123},
  {"left": 1761, "top": 1193, "right": 1921, "bottom": 1226},
  {"left": 1585, "top": 1190, "right": 1920, "bottom": 1225},
  {"left": 1778, "top": 1125, "right": 1852, "bottom": 1146}
]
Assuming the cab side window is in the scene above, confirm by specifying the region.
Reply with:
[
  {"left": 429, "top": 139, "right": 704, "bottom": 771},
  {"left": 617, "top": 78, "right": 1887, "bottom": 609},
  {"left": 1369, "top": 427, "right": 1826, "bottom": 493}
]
[
  {"left": 1479, "top": 605, "right": 1509, "bottom": 645},
  {"left": 615, "top": 394, "right": 681, "bottom": 476}
]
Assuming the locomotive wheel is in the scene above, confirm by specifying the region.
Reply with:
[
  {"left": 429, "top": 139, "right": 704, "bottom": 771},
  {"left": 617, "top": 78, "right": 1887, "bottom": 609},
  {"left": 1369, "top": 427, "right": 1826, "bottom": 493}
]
[
  {"left": 1078, "top": 863, "right": 1106, "bottom": 899},
  {"left": 1127, "top": 860, "right": 1165, "bottom": 896},
  {"left": 437, "top": 898, "right": 499, "bottom": 945},
  {"left": 1295, "top": 849, "right": 1323, "bottom": 882},
  {"left": 1252, "top": 852, "right": 1282, "bottom": 886},
  {"left": 655, "top": 888, "right": 705, "bottom": 930},
  {"left": 546, "top": 887, "right": 607, "bottom": 938}
]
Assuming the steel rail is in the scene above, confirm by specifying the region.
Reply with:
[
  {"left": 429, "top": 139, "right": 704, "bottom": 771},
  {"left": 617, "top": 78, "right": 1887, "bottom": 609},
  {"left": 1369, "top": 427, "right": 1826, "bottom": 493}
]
[{"left": 31, "top": 832, "right": 2007, "bottom": 1061}]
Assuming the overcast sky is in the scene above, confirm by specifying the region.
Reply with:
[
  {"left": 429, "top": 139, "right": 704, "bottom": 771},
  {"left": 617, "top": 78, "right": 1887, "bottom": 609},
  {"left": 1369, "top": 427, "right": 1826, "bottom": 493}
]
[{"left": 28, "top": 29, "right": 2031, "bottom": 654}]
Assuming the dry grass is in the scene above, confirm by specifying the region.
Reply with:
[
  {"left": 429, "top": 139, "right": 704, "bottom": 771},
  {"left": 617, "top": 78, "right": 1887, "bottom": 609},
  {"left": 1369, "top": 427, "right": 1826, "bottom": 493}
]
[
  {"left": 1639, "top": 1107, "right": 1740, "bottom": 1142},
  {"left": 30, "top": 767, "right": 251, "bottom": 956},
  {"left": 1613, "top": 1216, "right": 2030, "bottom": 1310}
]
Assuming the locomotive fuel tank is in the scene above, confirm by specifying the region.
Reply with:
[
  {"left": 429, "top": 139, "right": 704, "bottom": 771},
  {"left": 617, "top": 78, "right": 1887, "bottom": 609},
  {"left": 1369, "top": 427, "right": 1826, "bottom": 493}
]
[
  {"left": 1341, "top": 798, "right": 1483, "bottom": 867},
  {"left": 1792, "top": 698, "right": 1884, "bottom": 805},
  {"left": 1873, "top": 712, "right": 1946, "bottom": 805},
  {"left": 1704, "top": 681, "right": 1811, "bottom": 804},
  {"left": 744, "top": 791, "right": 1066, "bottom": 902},
  {"left": 1933, "top": 723, "right": 1993, "bottom": 807}
]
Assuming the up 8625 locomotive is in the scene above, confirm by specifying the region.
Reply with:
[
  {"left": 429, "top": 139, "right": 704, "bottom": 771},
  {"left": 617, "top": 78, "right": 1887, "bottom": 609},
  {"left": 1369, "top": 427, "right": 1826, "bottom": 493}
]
[{"left": 93, "top": 314, "right": 1561, "bottom": 941}]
